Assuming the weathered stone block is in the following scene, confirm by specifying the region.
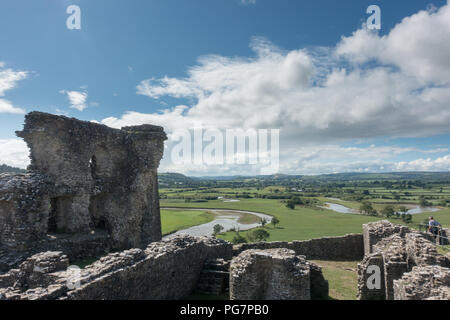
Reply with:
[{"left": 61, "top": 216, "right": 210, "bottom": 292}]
[{"left": 230, "top": 248, "right": 327, "bottom": 300}]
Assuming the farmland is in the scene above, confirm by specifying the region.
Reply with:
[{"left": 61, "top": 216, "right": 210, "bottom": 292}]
[{"left": 159, "top": 172, "right": 450, "bottom": 243}]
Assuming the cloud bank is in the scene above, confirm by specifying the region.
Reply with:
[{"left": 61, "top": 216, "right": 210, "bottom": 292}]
[{"left": 98, "top": 3, "right": 450, "bottom": 175}]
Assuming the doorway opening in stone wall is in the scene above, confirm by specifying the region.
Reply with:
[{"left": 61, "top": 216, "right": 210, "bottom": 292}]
[
  {"left": 48, "top": 196, "right": 72, "bottom": 234},
  {"left": 89, "top": 194, "right": 110, "bottom": 233},
  {"left": 48, "top": 198, "right": 58, "bottom": 233}
]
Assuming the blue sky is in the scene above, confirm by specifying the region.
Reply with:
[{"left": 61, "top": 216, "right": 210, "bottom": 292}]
[{"left": 1, "top": 0, "right": 450, "bottom": 175}]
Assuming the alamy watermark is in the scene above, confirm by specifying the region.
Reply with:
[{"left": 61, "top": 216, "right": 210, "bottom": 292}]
[
  {"left": 66, "top": 265, "right": 81, "bottom": 290},
  {"left": 66, "top": 5, "right": 81, "bottom": 30},
  {"left": 170, "top": 128, "right": 280, "bottom": 175},
  {"left": 366, "top": 265, "right": 381, "bottom": 290},
  {"left": 64, "top": 5, "right": 380, "bottom": 31},
  {"left": 367, "top": 5, "right": 381, "bottom": 30}
]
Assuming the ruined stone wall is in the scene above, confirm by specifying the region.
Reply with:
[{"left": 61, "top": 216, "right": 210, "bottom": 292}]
[
  {"left": 0, "top": 173, "right": 51, "bottom": 249},
  {"left": 357, "top": 221, "right": 450, "bottom": 300},
  {"left": 229, "top": 248, "right": 328, "bottom": 300},
  {"left": 394, "top": 265, "right": 450, "bottom": 300},
  {"left": 362, "top": 220, "right": 410, "bottom": 255},
  {"left": 0, "top": 236, "right": 232, "bottom": 300},
  {"left": 233, "top": 233, "right": 364, "bottom": 261},
  {"left": 0, "top": 112, "right": 166, "bottom": 269},
  {"left": 438, "top": 227, "right": 449, "bottom": 245}
]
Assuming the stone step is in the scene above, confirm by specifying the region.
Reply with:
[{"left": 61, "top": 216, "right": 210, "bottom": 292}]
[{"left": 195, "top": 260, "right": 230, "bottom": 295}]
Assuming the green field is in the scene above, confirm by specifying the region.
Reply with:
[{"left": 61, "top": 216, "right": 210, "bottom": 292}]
[
  {"left": 311, "top": 260, "right": 359, "bottom": 300},
  {"left": 160, "top": 198, "right": 450, "bottom": 242},
  {"left": 318, "top": 197, "right": 450, "bottom": 229},
  {"left": 161, "top": 199, "right": 382, "bottom": 241},
  {"left": 161, "top": 209, "right": 215, "bottom": 236}
]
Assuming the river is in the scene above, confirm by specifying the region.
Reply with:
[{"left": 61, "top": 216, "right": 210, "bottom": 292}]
[
  {"left": 162, "top": 208, "right": 273, "bottom": 239},
  {"left": 321, "top": 201, "right": 440, "bottom": 215}
]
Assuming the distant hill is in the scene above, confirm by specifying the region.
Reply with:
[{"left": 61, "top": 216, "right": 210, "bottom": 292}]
[
  {"left": 0, "top": 164, "right": 26, "bottom": 174},
  {"left": 175, "top": 171, "right": 450, "bottom": 183},
  {"left": 158, "top": 172, "right": 197, "bottom": 186}
]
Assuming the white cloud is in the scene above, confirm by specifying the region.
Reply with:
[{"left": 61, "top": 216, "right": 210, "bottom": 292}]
[
  {"left": 336, "top": 3, "right": 450, "bottom": 84},
  {"left": 60, "top": 89, "right": 88, "bottom": 111},
  {"left": 0, "top": 139, "right": 29, "bottom": 169},
  {"left": 276, "top": 145, "right": 450, "bottom": 175},
  {"left": 130, "top": 2, "right": 450, "bottom": 142},
  {"left": 241, "top": 0, "right": 256, "bottom": 5},
  {"left": 394, "top": 155, "right": 450, "bottom": 172},
  {"left": 101, "top": 2, "right": 450, "bottom": 175},
  {"left": 0, "top": 99, "right": 25, "bottom": 114},
  {"left": 0, "top": 63, "right": 27, "bottom": 114}
]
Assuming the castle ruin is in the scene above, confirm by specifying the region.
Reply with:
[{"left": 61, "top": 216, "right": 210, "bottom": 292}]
[
  {"left": 0, "top": 113, "right": 449, "bottom": 300},
  {"left": 0, "top": 112, "right": 166, "bottom": 271}
]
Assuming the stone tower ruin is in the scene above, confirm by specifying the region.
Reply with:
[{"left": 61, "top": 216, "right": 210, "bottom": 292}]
[{"left": 0, "top": 112, "right": 166, "bottom": 270}]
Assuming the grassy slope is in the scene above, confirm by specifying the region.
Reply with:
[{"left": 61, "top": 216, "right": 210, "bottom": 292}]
[{"left": 160, "top": 209, "right": 215, "bottom": 236}]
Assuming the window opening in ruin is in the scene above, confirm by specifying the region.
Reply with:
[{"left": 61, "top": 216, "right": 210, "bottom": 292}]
[
  {"left": 48, "top": 198, "right": 58, "bottom": 233},
  {"left": 95, "top": 217, "right": 108, "bottom": 231},
  {"left": 89, "top": 155, "right": 98, "bottom": 179}
]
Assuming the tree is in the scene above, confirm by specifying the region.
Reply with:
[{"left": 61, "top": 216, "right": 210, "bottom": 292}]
[
  {"left": 439, "top": 199, "right": 448, "bottom": 207},
  {"left": 286, "top": 196, "right": 305, "bottom": 209},
  {"left": 381, "top": 205, "right": 395, "bottom": 218},
  {"left": 360, "top": 201, "right": 377, "bottom": 216},
  {"left": 260, "top": 218, "right": 267, "bottom": 228},
  {"left": 232, "top": 233, "right": 248, "bottom": 244},
  {"left": 213, "top": 224, "right": 224, "bottom": 236},
  {"left": 419, "top": 195, "right": 430, "bottom": 207},
  {"left": 286, "top": 200, "right": 295, "bottom": 210},
  {"left": 402, "top": 214, "right": 412, "bottom": 224},
  {"left": 271, "top": 217, "right": 280, "bottom": 229},
  {"left": 398, "top": 206, "right": 408, "bottom": 214},
  {"left": 251, "top": 229, "right": 270, "bottom": 242},
  {"left": 405, "top": 214, "right": 412, "bottom": 223}
]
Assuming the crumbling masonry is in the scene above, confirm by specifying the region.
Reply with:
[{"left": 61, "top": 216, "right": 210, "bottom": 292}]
[
  {"left": 358, "top": 221, "right": 450, "bottom": 300},
  {"left": 0, "top": 112, "right": 167, "bottom": 271},
  {"left": 229, "top": 248, "right": 329, "bottom": 300}
]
